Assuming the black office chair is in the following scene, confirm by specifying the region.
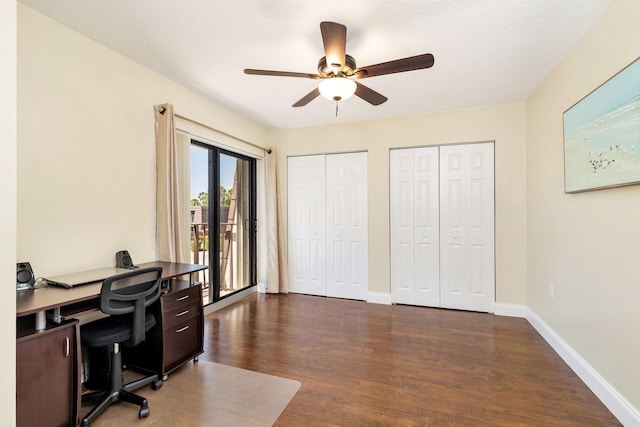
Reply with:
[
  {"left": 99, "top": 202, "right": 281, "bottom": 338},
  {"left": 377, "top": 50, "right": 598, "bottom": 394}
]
[{"left": 80, "top": 266, "right": 164, "bottom": 426}]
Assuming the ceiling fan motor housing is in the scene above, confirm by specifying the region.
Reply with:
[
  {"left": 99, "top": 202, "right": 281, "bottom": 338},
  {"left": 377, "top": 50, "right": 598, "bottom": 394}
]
[{"left": 318, "top": 54, "right": 357, "bottom": 77}]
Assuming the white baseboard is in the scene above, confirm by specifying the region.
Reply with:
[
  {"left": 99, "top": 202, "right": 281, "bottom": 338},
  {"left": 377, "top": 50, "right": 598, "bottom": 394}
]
[
  {"left": 525, "top": 308, "right": 640, "bottom": 427},
  {"left": 494, "top": 303, "right": 527, "bottom": 317},
  {"left": 256, "top": 282, "right": 267, "bottom": 293},
  {"left": 367, "top": 292, "right": 392, "bottom": 305}
]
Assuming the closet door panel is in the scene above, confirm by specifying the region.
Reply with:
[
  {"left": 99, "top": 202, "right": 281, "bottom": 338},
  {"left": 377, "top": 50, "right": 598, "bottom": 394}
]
[
  {"left": 390, "top": 147, "right": 439, "bottom": 306},
  {"left": 390, "top": 149, "right": 415, "bottom": 304},
  {"left": 440, "top": 143, "right": 494, "bottom": 312},
  {"left": 468, "top": 148, "right": 495, "bottom": 305},
  {"left": 326, "top": 152, "right": 368, "bottom": 300},
  {"left": 288, "top": 155, "right": 327, "bottom": 296},
  {"left": 413, "top": 147, "right": 440, "bottom": 306}
]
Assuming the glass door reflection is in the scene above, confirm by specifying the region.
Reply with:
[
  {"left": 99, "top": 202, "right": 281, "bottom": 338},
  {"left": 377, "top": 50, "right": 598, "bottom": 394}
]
[{"left": 219, "top": 154, "right": 253, "bottom": 297}]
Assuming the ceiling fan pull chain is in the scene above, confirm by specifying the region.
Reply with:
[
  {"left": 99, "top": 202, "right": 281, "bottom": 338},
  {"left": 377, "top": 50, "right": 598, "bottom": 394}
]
[{"left": 335, "top": 101, "right": 338, "bottom": 117}]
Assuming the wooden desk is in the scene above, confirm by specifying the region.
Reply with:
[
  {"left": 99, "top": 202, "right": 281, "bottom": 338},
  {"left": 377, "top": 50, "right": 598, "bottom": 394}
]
[
  {"left": 17, "top": 261, "right": 207, "bottom": 328},
  {"left": 16, "top": 261, "right": 207, "bottom": 427}
]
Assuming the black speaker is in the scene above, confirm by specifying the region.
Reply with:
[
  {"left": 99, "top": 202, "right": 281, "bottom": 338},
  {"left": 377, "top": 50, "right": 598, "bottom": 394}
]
[
  {"left": 17, "top": 262, "right": 35, "bottom": 291},
  {"left": 115, "top": 250, "right": 136, "bottom": 269}
]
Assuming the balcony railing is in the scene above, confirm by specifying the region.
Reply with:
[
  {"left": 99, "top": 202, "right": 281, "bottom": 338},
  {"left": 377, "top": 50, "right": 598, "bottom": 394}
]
[{"left": 190, "top": 222, "right": 240, "bottom": 302}]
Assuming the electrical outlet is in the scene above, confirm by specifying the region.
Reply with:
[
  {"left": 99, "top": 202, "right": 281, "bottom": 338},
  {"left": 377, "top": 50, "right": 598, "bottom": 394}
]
[{"left": 548, "top": 282, "right": 555, "bottom": 299}]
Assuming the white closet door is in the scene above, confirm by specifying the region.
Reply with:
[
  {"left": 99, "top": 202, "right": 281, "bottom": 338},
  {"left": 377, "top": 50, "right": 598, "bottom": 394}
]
[
  {"left": 390, "top": 147, "right": 439, "bottom": 306},
  {"left": 390, "top": 149, "right": 415, "bottom": 304},
  {"left": 413, "top": 147, "right": 440, "bottom": 306},
  {"left": 326, "top": 152, "right": 368, "bottom": 300},
  {"left": 287, "top": 155, "right": 326, "bottom": 296},
  {"left": 439, "top": 143, "right": 494, "bottom": 312}
]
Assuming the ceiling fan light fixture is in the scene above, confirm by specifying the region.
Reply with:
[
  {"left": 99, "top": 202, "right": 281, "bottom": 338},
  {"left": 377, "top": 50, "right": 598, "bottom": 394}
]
[{"left": 318, "top": 77, "right": 356, "bottom": 102}]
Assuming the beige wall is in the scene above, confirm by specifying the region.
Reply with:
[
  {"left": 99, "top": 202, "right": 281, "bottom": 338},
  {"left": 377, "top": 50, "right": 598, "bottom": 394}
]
[
  {"left": 15, "top": 0, "right": 640, "bottom": 421},
  {"left": 17, "top": 5, "right": 266, "bottom": 278},
  {"left": 526, "top": 0, "right": 640, "bottom": 412},
  {"left": 267, "top": 103, "right": 528, "bottom": 304},
  {"left": 1, "top": 0, "right": 17, "bottom": 424}
]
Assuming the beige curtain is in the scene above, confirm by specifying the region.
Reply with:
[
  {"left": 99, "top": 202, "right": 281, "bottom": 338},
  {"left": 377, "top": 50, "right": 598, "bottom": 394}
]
[
  {"left": 154, "top": 103, "right": 190, "bottom": 263},
  {"left": 265, "top": 148, "right": 288, "bottom": 293}
]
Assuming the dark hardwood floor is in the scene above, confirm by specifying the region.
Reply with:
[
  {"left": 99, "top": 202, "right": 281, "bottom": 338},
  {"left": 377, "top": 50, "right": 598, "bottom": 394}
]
[{"left": 202, "top": 293, "right": 620, "bottom": 426}]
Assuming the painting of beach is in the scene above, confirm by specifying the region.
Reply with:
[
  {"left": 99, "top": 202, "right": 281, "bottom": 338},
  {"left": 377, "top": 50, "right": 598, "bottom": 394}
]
[{"left": 563, "top": 57, "right": 640, "bottom": 193}]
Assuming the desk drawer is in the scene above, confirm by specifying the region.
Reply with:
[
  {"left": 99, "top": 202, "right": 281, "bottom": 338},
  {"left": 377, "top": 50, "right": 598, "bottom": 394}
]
[
  {"left": 162, "top": 285, "right": 200, "bottom": 311},
  {"left": 163, "top": 314, "right": 203, "bottom": 373},
  {"left": 163, "top": 299, "right": 201, "bottom": 328}
]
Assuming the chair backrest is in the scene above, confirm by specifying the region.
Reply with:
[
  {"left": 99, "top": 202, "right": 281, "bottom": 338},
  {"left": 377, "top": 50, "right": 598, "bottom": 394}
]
[{"left": 99, "top": 266, "right": 163, "bottom": 346}]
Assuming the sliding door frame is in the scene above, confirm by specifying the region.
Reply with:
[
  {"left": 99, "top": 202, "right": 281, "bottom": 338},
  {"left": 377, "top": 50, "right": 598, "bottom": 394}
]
[{"left": 192, "top": 140, "right": 257, "bottom": 304}]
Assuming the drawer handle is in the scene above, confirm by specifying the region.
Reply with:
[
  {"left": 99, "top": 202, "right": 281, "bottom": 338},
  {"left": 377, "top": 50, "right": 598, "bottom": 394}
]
[
  {"left": 64, "top": 337, "right": 70, "bottom": 358},
  {"left": 176, "top": 295, "right": 190, "bottom": 302},
  {"left": 176, "top": 325, "right": 190, "bottom": 333},
  {"left": 176, "top": 310, "right": 189, "bottom": 317}
]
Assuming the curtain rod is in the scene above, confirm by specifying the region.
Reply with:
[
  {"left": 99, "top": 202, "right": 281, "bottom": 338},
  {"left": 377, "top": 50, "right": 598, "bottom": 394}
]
[{"left": 159, "top": 106, "right": 271, "bottom": 154}]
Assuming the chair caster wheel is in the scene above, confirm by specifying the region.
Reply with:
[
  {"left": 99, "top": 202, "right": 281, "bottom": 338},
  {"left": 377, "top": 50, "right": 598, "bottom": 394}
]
[
  {"left": 139, "top": 406, "right": 150, "bottom": 419},
  {"left": 152, "top": 379, "right": 163, "bottom": 390}
]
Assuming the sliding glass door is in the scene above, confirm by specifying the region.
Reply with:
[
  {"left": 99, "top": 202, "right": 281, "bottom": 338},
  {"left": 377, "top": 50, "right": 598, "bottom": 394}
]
[{"left": 190, "top": 142, "right": 256, "bottom": 305}]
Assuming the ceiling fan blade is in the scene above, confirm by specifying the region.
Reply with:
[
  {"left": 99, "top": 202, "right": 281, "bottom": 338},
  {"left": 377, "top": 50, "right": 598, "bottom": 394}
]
[
  {"left": 292, "top": 88, "right": 321, "bottom": 107},
  {"left": 244, "top": 69, "right": 321, "bottom": 79},
  {"left": 355, "top": 82, "right": 388, "bottom": 106},
  {"left": 354, "top": 53, "right": 435, "bottom": 78},
  {"left": 320, "top": 21, "right": 347, "bottom": 69}
]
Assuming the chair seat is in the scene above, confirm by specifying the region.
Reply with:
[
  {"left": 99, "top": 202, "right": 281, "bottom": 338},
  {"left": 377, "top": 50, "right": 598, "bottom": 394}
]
[{"left": 81, "top": 313, "right": 156, "bottom": 348}]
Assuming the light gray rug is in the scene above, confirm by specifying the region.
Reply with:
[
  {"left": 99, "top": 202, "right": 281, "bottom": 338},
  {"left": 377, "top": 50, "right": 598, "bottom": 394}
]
[{"left": 83, "top": 361, "right": 301, "bottom": 427}]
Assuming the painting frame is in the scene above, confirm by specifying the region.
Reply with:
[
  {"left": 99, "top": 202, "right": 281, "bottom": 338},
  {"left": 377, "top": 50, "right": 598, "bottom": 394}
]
[{"left": 563, "top": 56, "right": 640, "bottom": 193}]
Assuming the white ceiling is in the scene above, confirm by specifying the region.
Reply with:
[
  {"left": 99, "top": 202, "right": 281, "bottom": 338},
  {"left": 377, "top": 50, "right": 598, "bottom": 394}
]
[{"left": 20, "top": 0, "right": 611, "bottom": 129}]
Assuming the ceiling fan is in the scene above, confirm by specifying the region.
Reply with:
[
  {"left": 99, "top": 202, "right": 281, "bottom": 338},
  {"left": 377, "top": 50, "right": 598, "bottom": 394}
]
[{"left": 244, "top": 21, "right": 435, "bottom": 107}]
